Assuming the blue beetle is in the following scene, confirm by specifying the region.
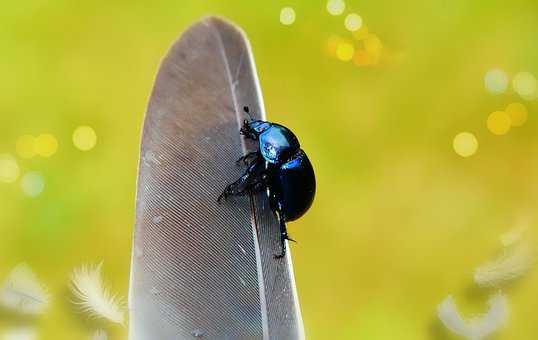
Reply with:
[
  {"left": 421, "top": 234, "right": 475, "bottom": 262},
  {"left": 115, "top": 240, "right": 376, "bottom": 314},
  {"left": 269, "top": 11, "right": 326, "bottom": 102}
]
[{"left": 218, "top": 107, "right": 316, "bottom": 258}]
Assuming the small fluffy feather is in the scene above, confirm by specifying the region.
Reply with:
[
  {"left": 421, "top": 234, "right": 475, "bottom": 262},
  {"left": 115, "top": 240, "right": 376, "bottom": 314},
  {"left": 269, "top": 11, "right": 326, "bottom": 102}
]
[
  {"left": 474, "top": 243, "right": 534, "bottom": 287},
  {"left": 70, "top": 263, "right": 125, "bottom": 325},
  {"left": 1, "top": 327, "right": 37, "bottom": 340},
  {"left": 438, "top": 293, "right": 508, "bottom": 340},
  {"left": 0, "top": 263, "right": 49, "bottom": 315},
  {"left": 499, "top": 224, "right": 528, "bottom": 247},
  {"left": 90, "top": 329, "right": 107, "bottom": 340}
]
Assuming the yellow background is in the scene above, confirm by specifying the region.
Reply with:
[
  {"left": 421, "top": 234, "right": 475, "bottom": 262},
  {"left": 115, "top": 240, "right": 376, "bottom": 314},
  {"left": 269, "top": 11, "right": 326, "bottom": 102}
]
[{"left": 1, "top": 1, "right": 537, "bottom": 339}]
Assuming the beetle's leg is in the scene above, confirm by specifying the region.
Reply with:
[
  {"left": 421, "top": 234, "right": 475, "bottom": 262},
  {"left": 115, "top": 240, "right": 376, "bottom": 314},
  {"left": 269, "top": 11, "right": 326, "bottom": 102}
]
[
  {"left": 236, "top": 151, "right": 259, "bottom": 166},
  {"left": 227, "top": 178, "right": 266, "bottom": 197},
  {"left": 218, "top": 174, "right": 263, "bottom": 201},
  {"left": 274, "top": 214, "right": 294, "bottom": 259},
  {"left": 274, "top": 209, "right": 296, "bottom": 259},
  {"left": 218, "top": 159, "right": 264, "bottom": 202},
  {"left": 221, "top": 175, "right": 266, "bottom": 198}
]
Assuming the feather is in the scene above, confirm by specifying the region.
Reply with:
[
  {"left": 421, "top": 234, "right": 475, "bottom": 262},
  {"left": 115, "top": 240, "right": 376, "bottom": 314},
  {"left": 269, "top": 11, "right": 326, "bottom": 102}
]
[
  {"left": 90, "top": 329, "right": 108, "bottom": 340},
  {"left": 0, "top": 263, "right": 49, "bottom": 315},
  {"left": 474, "top": 243, "right": 534, "bottom": 287},
  {"left": 1, "top": 327, "right": 38, "bottom": 340},
  {"left": 129, "top": 16, "right": 304, "bottom": 339},
  {"left": 438, "top": 293, "right": 508, "bottom": 340},
  {"left": 499, "top": 223, "right": 528, "bottom": 247},
  {"left": 70, "top": 263, "right": 125, "bottom": 325}
]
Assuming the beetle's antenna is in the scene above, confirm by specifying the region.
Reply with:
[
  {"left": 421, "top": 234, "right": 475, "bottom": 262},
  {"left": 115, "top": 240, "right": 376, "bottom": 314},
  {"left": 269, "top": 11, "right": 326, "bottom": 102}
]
[{"left": 243, "top": 106, "right": 253, "bottom": 121}]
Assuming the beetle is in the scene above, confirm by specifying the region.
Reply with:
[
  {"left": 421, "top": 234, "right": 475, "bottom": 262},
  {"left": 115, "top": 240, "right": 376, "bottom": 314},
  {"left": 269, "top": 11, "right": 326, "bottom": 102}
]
[{"left": 218, "top": 106, "right": 316, "bottom": 258}]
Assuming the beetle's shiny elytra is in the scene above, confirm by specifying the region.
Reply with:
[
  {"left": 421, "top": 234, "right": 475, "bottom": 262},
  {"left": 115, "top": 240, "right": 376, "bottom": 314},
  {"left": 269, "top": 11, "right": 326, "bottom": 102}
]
[{"left": 218, "top": 107, "right": 316, "bottom": 258}]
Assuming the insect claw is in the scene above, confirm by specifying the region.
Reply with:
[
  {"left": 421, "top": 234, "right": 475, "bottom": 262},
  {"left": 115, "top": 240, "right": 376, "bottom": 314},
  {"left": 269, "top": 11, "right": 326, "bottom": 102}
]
[{"left": 236, "top": 156, "right": 247, "bottom": 165}]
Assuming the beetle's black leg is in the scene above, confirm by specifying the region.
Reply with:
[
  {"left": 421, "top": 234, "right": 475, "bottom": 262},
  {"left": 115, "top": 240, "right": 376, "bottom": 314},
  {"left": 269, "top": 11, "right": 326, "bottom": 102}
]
[
  {"left": 236, "top": 151, "right": 259, "bottom": 166},
  {"left": 218, "top": 177, "right": 264, "bottom": 201},
  {"left": 218, "top": 159, "right": 264, "bottom": 202},
  {"left": 271, "top": 199, "right": 297, "bottom": 259},
  {"left": 220, "top": 176, "right": 266, "bottom": 199},
  {"left": 231, "top": 178, "right": 266, "bottom": 197},
  {"left": 274, "top": 213, "right": 296, "bottom": 259}
]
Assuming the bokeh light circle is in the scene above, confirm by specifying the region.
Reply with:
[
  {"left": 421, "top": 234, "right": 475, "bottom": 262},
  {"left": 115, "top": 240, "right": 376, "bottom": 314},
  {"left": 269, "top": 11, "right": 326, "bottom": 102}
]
[
  {"left": 0, "top": 154, "right": 20, "bottom": 183},
  {"left": 345, "top": 13, "right": 363, "bottom": 32},
  {"left": 336, "top": 42, "right": 355, "bottom": 61},
  {"left": 505, "top": 102, "right": 528, "bottom": 127},
  {"left": 21, "top": 171, "right": 45, "bottom": 197},
  {"left": 487, "top": 111, "right": 511, "bottom": 135},
  {"left": 453, "top": 132, "right": 478, "bottom": 157},
  {"left": 16, "top": 135, "right": 37, "bottom": 159},
  {"left": 484, "top": 69, "right": 508, "bottom": 94},
  {"left": 327, "top": 0, "right": 345, "bottom": 16},
  {"left": 73, "top": 126, "right": 97, "bottom": 151},
  {"left": 512, "top": 72, "right": 537, "bottom": 100},
  {"left": 35, "top": 134, "right": 58, "bottom": 157},
  {"left": 280, "top": 7, "right": 296, "bottom": 25}
]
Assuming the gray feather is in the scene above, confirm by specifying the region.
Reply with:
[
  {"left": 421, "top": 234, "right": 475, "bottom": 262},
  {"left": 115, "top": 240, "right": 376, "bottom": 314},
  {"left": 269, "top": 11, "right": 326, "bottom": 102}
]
[{"left": 128, "top": 16, "right": 304, "bottom": 340}]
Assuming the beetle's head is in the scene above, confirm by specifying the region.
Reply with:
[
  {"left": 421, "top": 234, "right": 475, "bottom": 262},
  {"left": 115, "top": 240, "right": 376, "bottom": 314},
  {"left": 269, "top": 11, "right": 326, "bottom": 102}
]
[
  {"left": 240, "top": 119, "right": 270, "bottom": 138},
  {"left": 240, "top": 107, "right": 271, "bottom": 138}
]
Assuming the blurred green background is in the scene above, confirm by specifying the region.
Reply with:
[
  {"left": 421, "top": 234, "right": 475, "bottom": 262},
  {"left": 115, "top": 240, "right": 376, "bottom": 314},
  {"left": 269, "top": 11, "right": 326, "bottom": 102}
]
[{"left": 1, "top": 0, "right": 538, "bottom": 339}]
